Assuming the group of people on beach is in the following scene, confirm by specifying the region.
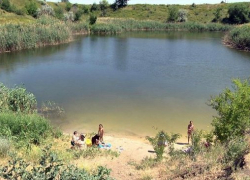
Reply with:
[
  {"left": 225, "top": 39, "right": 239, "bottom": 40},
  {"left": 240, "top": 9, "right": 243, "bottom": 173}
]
[
  {"left": 71, "top": 124, "right": 106, "bottom": 150},
  {"left": 70, "top": 121, "right": 195, "bottom": 150}
]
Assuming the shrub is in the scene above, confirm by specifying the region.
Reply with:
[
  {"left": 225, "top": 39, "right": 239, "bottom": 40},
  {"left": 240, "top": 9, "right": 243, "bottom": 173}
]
[
  {"left": 146, "top": 130, "right": 181, "bottom": 160},
  {"left": 223, "top": 137, "right": 249, "bottom": 164},
  {"left": 178, "top": 9, "right": 188, "bottom": 22},
  {"left": 25, "top": 0, "right": 38, "bottom": 17},
  {"left": 228, "top": 3, "right": 250, "bottom": 24},
  {"left": 54, "top": 6, "right": 64, "bottom": 20},
  {"left": 89, "top": 14, "right": 97, "bottom": 25},
  {"left": 213, "top": 7, "right": 222, "bottom": 22},
  {"left": 75, "top": 9, "right": 84, "bottom": 21},
  {"left": 209, "top": 79, "right": 250, "bottom": 142},
  {"left": 0, "top": 83, "right": 37, "bottom": 114},
  {"left": 167, "top": 6, "right": 179, "bottom": 22},
  {"left": 36, "top": 4, "right": 55, "bottom": 17},
  {"left": 65, "top": 2, "right": 72, "bottom": 11},
  {"left": 64, "top": 11, "right": 74, "bottom": 21}
]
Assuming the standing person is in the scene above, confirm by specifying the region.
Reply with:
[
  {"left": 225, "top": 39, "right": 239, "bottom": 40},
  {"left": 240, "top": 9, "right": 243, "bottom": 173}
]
[
  {"left": 71, "top": 131, "right": 79, "bottom": 147},
  {"left": 98, "top": 124, "right": 104, "bottom": 143},
  {"left": 187, "top": 121, "right": 194, "bottom": 144}
]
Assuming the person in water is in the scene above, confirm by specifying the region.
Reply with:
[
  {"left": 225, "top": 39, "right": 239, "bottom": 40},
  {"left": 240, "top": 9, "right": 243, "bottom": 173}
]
[
  {"left": 187, "top": 121, "right": 194, "bottom": 144},
  {"left": 98, "top": 124, "right": 104, "bottom": 143}
]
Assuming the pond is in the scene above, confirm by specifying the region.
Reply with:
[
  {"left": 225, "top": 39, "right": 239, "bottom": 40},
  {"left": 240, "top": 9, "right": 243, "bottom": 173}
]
[{"left": 1, "top": 31, "right": 250, "bottom": 139}]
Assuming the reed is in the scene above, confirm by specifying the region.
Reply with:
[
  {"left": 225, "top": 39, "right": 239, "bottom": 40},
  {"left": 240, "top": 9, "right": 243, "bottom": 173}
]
[
  {"left": 91, "top": 18, "right": 233, "bottom": 34},
  {"left": 0, "top": 16, "right": 89, "bottom": 53},
  {"left": 225, "top": 24, "right": 250, "bottom": 51}
]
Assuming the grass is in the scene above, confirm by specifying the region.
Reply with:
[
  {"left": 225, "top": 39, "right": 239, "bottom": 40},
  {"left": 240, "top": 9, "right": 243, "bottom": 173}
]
[{"left": 0, "top": 112, "right": 53, "bottom": 146}]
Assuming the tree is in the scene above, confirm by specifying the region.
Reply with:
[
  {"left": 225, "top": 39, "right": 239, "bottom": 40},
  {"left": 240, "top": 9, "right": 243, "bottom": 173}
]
[
  {"left": 228, "top": 3, "right": 250, "bottom": 24},
  {"left": 1, "top": 0, "right": 12, "bottom": 12},
  {"left": 209, "top": 79, "right": 250, "bottom": 142},
  {"left": 168, "top": 6, "right": 178, "bottom": 22},
  {"left": 90, "top": 2, "right": 99, "bottom": 12},
  {"left": 114, "top": 0, "right": 129, "bottom": 9},
  {"left": 99, "top": 0, "right": 108, "bottom": 17},
  {"left": 61, "top": 0, "right": 69, "bottom": 2}
]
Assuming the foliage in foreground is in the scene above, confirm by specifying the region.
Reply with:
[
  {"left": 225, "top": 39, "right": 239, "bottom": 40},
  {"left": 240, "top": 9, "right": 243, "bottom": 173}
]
[
  {"left": 0, "top": 146, "right": 114, "bottom": 180},
  {"left": 209, "top": 78, "right": 250, "bottom": 142}
]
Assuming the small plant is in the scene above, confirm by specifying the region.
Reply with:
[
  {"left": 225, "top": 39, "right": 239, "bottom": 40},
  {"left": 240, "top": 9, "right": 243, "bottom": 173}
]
[
  {"left": 146, "top": 130, "right": 180, "bottom": 160},
  {"left": 0, "top": 137, "right": 10, "bottom": 157}
]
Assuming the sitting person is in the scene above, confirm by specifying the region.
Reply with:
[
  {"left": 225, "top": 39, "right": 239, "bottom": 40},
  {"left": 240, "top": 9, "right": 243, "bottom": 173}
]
[
  {"left": 75, "top": 134, "right": 86, "bottom": 150},
  {"left": 71, "top": 131, "right": 79, "bottom": 147},
  {"left": 91, "top": 134, "right": 100, "bottom": 146}
]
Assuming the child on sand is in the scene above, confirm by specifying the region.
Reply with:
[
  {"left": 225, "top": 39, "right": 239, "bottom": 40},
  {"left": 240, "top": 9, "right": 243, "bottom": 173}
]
[
  {"left": 75, "top": 134, "right": 86, "bottom": 150},
  {"left": 98, "top": 124, "right": 104, "bottom": 143},
  {"left": 187, "top": 121, "right": 194, "bottom": 144}
]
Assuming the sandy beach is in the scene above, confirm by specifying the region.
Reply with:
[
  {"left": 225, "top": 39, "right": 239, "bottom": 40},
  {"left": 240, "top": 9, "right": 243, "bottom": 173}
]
[{"left": 70, "top": 133, "right": 189, "bottom": 180}]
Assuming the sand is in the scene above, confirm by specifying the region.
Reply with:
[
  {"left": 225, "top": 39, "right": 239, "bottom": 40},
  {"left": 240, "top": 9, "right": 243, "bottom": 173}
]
[{"left": 75, "top": 134, "right": 189, "bottom": 180}]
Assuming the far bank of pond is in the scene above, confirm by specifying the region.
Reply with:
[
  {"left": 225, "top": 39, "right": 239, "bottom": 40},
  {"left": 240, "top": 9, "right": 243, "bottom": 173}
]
[{"left": 1, "top": 31, "right": 250, "bottom": 138}]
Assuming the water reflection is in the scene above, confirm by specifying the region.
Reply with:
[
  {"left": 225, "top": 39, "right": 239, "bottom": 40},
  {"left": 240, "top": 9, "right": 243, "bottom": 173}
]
[{"left": 114, "top": 38, "right": 128, "bottom": 71}]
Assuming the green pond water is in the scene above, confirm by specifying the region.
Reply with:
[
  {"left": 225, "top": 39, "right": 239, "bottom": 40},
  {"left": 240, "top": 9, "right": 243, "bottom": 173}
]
[{"left": 1, "top": 31, "right": 250, "bottom": 139}]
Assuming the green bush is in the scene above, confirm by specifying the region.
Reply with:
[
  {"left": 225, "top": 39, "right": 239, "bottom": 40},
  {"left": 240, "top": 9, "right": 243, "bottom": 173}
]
[
  {"left": 0, "top": 83, "right": 37, "bottom": 113},
  {"left": 168, "top": 6, "right": 179, "bottom": 22},
  {"left": 223, "top": 137, "right": 249, "bottom": 164},
  {"left": 54, "top": 6, "right": 64, "bottom": 20},
  {"left": 65, "top": 2, "right": 72, "bottom": 11},
  {"left": 25, "top": 0, "right": 38, "bottom": 17},
  {"left": 209, "top": 79, "right": 250, "bottom": 142}
]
